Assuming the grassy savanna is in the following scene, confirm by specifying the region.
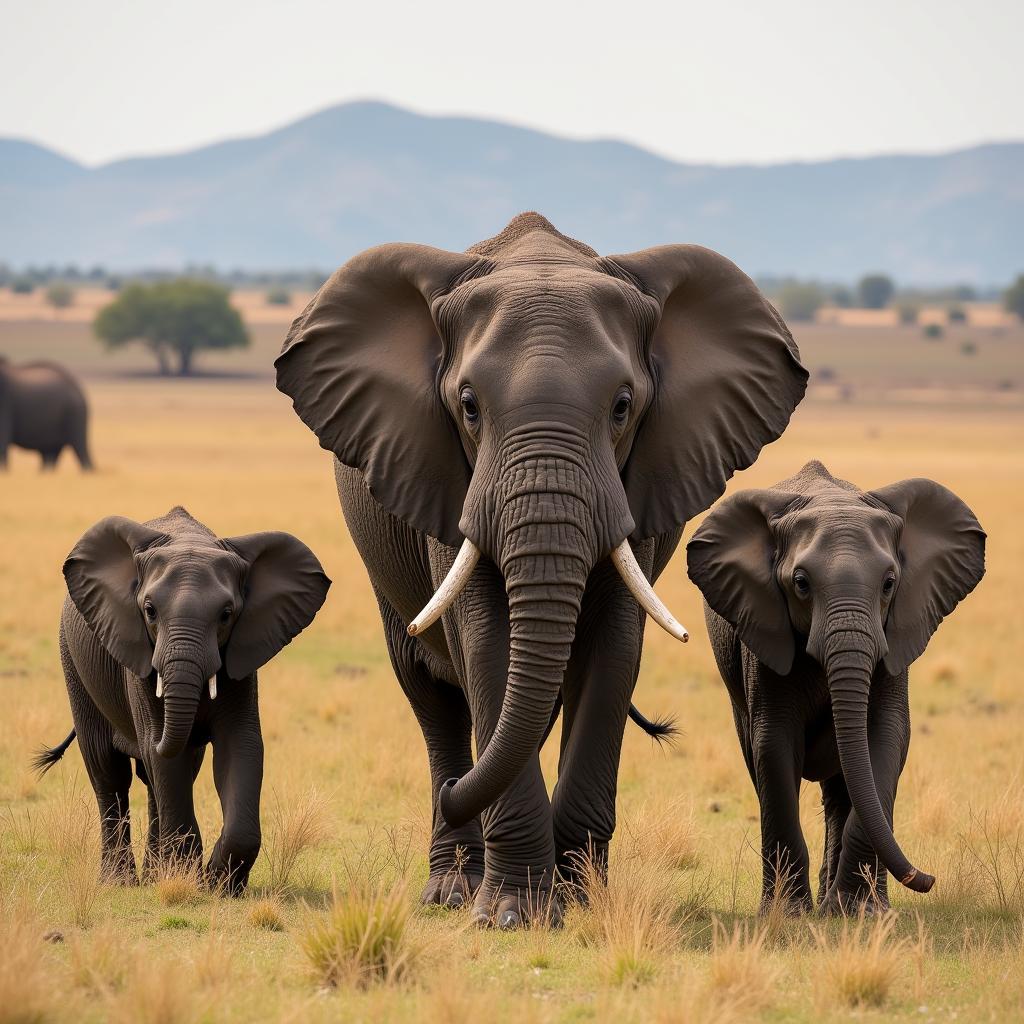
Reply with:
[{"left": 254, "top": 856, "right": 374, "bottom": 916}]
[{"left": 0, "top": 315, "right": 1022, "bottom": 1022}]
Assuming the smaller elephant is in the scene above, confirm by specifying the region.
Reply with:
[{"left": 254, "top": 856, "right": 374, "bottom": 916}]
[
  {"left": 35, "top": 507, "right": 330, "bottom": 894},
  {"left": 0, "top": 357, "right": 93, "bottom": 470},
  {"left": 687, "top": 460, "right": 985, "bottom": 913}
]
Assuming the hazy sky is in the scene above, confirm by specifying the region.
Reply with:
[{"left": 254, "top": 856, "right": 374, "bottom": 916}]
[{"left": 2, "top": 0, "right": 1021, "bottom": 166}]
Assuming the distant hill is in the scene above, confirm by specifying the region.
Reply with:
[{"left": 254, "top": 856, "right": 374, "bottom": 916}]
[{"left": 1, "top": 101, "right": 1021, "bottom": 283}]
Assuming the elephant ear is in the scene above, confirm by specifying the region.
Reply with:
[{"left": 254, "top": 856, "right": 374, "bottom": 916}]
[
  {"left": 868, "top": 478, "right": 986, "bottom": 674},
  {"left": 63, "top": 516, "right": 169, "bottom": 677},
  {"left": 604, "top": 246, "right": 808, "bottom": 538},
  {"left": 220, "top": 532, "right": 331, "bottom": 680},
  {"left": 275, "top": 244, "right": 484, "bottom": 547},
  {"left": 687, "top": 489, "right": 802, "bottom": 675}
]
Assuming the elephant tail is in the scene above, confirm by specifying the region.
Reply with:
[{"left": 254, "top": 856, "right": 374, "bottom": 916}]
[
  {"left": 629, "top": 704, "right": 678, "bottom": 743},
  {"left": 31, "top": 729, "right": 76, "bottom": 776}
]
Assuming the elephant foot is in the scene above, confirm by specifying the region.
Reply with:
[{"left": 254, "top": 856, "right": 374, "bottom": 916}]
[
  {"left": 100, "top": 851, "right": 138, "bottom": 886},
  {"left": 470, "top": 876, "right": 563, "bottom": 929},
  {"left": 555, "top": 844, "right": 609, "bottom": 908},
  {"left": 420, "top": 868, "right": 482, "bottom": 909},
  {"left": 819, "top": 886, "right": 890, "bottom": 917}
]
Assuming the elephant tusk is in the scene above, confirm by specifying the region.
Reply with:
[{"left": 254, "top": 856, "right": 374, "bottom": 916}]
[
  {"left": 156, "top": 674, "right": 163, "bottom": 699},
  {"left": 208, "top": 676, "right": 217, "bottom": 700},
  {"left": 407, "top": 539, "right": 481, "bottom": 637},
  {"left": 611, "top": 540, "right": 689, "bottom": 643}
]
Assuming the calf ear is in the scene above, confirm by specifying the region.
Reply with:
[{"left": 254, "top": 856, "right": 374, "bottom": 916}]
[
  {"left": 868, "top": 479, "right": 985, "bottom": 674},
  {"left": 220, "top": 532, "right": 331, "bottom": 680},
  {"left": 687, "top": 490, "right": 802, "bottom": 675},
  {"left": 63, "top": 516, "right": 168, "bottom": 677}
]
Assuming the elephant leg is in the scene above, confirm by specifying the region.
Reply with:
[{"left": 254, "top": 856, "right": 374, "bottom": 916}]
[
  {"left": 61, "top": 631, "right": 137, "bottom": 883},
  {"left": 552, "top": 545, "right": 650, "bottom": 894},
  {"left": 823, "top": 671, "right": 910, "bottom": 914},
  {"left": 206, "top": 682, "right": 263, "bottom": 896},
  {"left": 71, "top": 434, "right": 93, "bottom": 471},
  {"left": 147, "top": 745, "right": 205, "bottom": 870},
  {"left": 817, "top": 774, "right": 852, "bottom": 907},
  {"left": 378, "top": 596, "right": 482, "bottom": 908},
  {"left": 138, "top": 761, "right": 161, "bottom": 881},
  {"left": 751, "top": 713, "right": 812, "bottom": 913},
  {"left": 40, "top": 449, "right": 60, "bottom": 471},
  {"left": 444, "top": 557, "right": 557, "bottom": 928}
]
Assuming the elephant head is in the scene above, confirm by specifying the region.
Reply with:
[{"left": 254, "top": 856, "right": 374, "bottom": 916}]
[
  {"left": 64, "top": 513, "right": 330, "bottom": 759},
  {"left": 276, "top": 212, "right": 807, "bottom": 826},
  {"left": 687, "top": 460, "right": 985, "bottom": 892}
]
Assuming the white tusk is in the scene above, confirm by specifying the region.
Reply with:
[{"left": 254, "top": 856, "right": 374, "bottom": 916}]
[
  {"left": 155, "top": 674, "right": 163, "bottom": 699},
  {"left": 408, "top": 539, "right": 481, "bottom": 637},
  {"left": 611, "top": 540, "right": 689, "bottom": 643},
  {"left": 208, "top": 676, "right": 217, "bottom": 700}
]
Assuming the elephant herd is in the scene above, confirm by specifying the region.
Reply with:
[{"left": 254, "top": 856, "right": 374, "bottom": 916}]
[{"left": 33, "top": 212, "right": 985, "bottom": 925}]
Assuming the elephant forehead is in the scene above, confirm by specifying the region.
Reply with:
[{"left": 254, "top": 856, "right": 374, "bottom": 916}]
[
  {"left": 139, "top": 545, "right": 246, "bottom": 590},
  {"left": 779, "top": 504, "right": 902, "bottom": 561}
]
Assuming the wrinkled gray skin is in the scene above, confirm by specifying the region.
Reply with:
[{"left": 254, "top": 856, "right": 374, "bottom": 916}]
[
  {"left": 688, "top": 461, "right": 985, "bottom": 913},
  {"left": 277, "top": 213, "right": 807, "bottom": 927},
  {"left": 37, "top": 507, "right": 330, "bottom": 894},
  {"left": 0, "top": 358, "right": 93, "bottom": 470}
]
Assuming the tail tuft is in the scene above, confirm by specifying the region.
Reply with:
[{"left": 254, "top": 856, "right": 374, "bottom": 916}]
[
  {"left": 628, "top": 704, "right": 678, "bottom": 745},
  {"left": 30, "top": 729, "right": 77, "bottom": 776}
]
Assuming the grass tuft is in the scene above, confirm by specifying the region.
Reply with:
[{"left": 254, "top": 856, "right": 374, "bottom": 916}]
[
  {"left": 263, "top": 788, "right": 331, "bottom": 894},
  {"left": 299, "top": 877, "right": 418, "bottom": 988},
  {"left": 247, "top": 896, "right": 286, "bottom": 932},
  {"left": 811, "top": 909, "right": 906, "bottom": 1008}
]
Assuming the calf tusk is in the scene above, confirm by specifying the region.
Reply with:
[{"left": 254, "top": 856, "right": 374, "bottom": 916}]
[
  {"left": 208, "top": 676, "right": 217, "bottom": 700},
  {"left": 155, "top": 674, "right": 163, "bottom": 699},
  {"left": 611, "top": 540, "right": 689, "bottom": 643},
  {"left": 408, "top": 539, "right": 481, "bottom": 637}
]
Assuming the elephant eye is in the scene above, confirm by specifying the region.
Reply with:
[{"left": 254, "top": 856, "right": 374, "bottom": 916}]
[
  {"left": 612, "top": 389, "right": 633, "bottom": 426},
  {"left": 882, "top": 573, "right": 897, "bottom": 596},
  {"left": 793, "top": 571, "right": 810, "bottom": 596},
  {"left": 459, "top": 387, "right": 479, "bottom": 427},
  {"left": 219, "top": 606, "right": 233, "bottom": 625},
  {"left": 144, "top": 601, "right": 157, "bottom": 622}
]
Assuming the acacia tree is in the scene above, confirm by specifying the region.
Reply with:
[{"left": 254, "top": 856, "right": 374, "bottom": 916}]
[
  {"left": 1005, "top": 274, "right": 1024, "bottom": 320},
  {"left": 857, "top": 273, "right": 895, "bottom": 310},
  {"left": 94, "top": 279, "right": 249, "bottom": 375}
]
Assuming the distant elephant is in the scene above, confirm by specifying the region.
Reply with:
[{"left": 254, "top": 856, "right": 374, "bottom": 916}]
[
  {"left": 0, "top": 357, "right": 93, "bottom": 470},
  {"left": 276, "top": 212, "right": 807, "bottom": 926},
  {"left": 35, "top": 507, "right": 330, "bottom": 894},
  {"left": 687, "top": 460, "right": 985, "bottom": 913}
]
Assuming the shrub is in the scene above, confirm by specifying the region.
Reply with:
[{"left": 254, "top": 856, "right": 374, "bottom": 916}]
[
  {"left": 1004, "top": 273, "right": 1024, "bottom": 320},
  {"left": 10, "top": 277, "right": 34, "bottom": 295},
  {"left": 265, "top": 287, "right": 291, "bottom": 306},
  {"left": 776, "top": 281, "right": 826, "bottom": 322},
  {"left": 897, "top": 302, "right": 919, "bottom": 324},
  {"left": 948, "top": 306, "right": 967, "bottom": 323},
  {"left": 857, "top": 274, "right": 895, "bottom": 309},
  {"left": 961, "top": 340, "right": 978, "bottom": 356},
  {"left": 924, "top": 323, "right": 944, "bottom": 340},
  {"left": 45, "top": 282, "right": 75, "bottom": 309}
]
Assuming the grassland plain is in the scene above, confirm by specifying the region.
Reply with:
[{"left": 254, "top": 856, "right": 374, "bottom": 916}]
[{"left": 0, "top": 316, "right": 1022, "bottom": 1022}]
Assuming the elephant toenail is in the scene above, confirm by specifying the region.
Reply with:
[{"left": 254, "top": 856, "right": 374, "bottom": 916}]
[
  {"left": 498, "top": 910, "right": 520, "bottom": 930},
  {"left": 445, "top": 891, "right": 464, "bottom": 908}
]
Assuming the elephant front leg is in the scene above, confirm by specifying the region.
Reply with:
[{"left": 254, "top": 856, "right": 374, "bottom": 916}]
[
  {"left": 552, "top": 553, "right": 648, "bottom": 898},
  {"left": 146, "top": 746, "right": 205, "bottom": 871},
  {"left": 206, "top": 679, "right": 264, "bottom": 896},
  {"left": 751, "top": 715, "right": 812, "bottom": 914}
]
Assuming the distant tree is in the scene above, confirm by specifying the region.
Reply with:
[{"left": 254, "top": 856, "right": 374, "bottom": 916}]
[
  {"left": 896, "top": 302, "right": 919, "bottom": 325},
  {"left": 265, "top": 287, "right": 292, "bottom": 306},
  {"left": 45, "top": 282, "right": 75, "bottom": 309},
  {"left": 947, "top": 306, "right": 967, "bottom": 323},
  {"left": 829, "top": 285, "right": 853, "bottom": 308},
  {"left": 857, "top": 274, "right": 895, "bottom": 309},
  {"left": 94, "top": 279, "right": 249, "bottom": 376},
  {"left": 776, "top": 281, "right": 826, "bottom": 322},
  {"left": 11, "top": 277, "right": 35, "bottom": 295},
  {"left": 1004, "top": 274, "right": 1024, "bottom": 320},
  {"left": 923, "top": 323, "right": 944, "bottom": 340}
]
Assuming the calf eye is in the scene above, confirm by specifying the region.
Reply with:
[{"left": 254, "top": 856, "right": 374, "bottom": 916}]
[
  {"left": 793, "top": 571, "right": 810, "bottom": 596},
  {"left": 144, "top": 601, "right": 157, "bottom": 622},
  {"left": 459, "top": 386, "right": 479, "bottom": 427},
  {"left": 612, "top": 389, "right": 632, "bottom": 426},
  {"left": 882, "top": 573, "right": 897, "bottom": 596}
]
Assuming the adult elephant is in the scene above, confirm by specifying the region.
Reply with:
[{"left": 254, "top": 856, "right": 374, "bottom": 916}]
[
  {"left": 276, "top": 213, "right": 808, "bottom": 927},
  {"left": 0, "top": 357, "right": 93, "bottom": 470}
]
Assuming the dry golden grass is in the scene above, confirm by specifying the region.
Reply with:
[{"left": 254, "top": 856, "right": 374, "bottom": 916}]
[
  {"left": 0, "top": 316, "right": 1021, "bottom": 1020},
  {"left": 247, "top": 895, "right": 287, "bottom": 931}
]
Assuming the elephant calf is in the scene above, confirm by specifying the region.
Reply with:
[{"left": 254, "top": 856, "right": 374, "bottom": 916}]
[
  {"left": 687, "top": 460, "right": 985, "bottom": 913},
  {"left": 35, "top": 507, "right": 330, "bottom": 894}
]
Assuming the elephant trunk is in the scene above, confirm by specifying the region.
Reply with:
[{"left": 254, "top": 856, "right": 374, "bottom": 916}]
[
  {"left": 439, "top": 455, "right": 600, "bottom": 828},
  {"left": 153, "top": 629, "right": 217, "bottom": 760},
  {"left": 825, "top": 609, "right": 934, "bottom": 893}
]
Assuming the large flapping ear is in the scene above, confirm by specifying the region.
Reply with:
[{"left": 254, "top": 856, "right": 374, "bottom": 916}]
[
  {"left": 220, "top": 532, "right": 331, "bottom": 680},
  {"left": 687, "top": 489, "right": 803, "bottom": 675},
  {"left": 604, "top": 246, "right": 808, "bottom": 539},
  {"left": 275, "top": 244, "right": 484, "bottom": 547},
  {"left": 868, "top": 478, "right": 986, "bottom": 674},
  {"left": 63, "top": 516, "right": 168, "bottom": 677}
]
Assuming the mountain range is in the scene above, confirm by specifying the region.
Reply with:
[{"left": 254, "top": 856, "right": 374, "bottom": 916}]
[{"left": 1, "top": 101, "right": 1021, "bottom": 283}]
